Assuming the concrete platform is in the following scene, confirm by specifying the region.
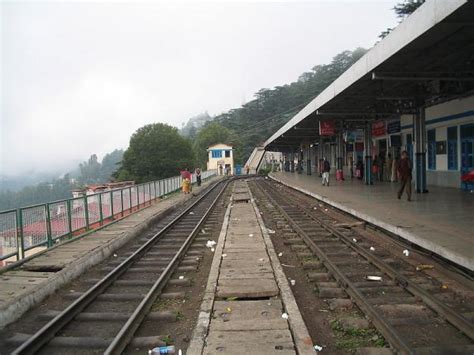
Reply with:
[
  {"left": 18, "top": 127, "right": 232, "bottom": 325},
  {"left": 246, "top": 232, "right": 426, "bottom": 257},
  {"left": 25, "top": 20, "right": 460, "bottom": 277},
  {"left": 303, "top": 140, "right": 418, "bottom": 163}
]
[
  {"left": 188, "top": 181, "right": 314, "bottom": 355},
  {"left": 270, "top": 172, "right": 474, "bottom": 271},
  {"left": 0, "top": 177, "right": 220, "bottom": 328}
]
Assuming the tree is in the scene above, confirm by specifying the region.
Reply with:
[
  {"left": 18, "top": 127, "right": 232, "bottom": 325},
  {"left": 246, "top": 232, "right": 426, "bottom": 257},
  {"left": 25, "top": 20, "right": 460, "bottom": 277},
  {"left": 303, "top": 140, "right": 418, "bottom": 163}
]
[
  {"left": 79, "top": 154, "right": 101, "bottom": 184},
  {"left": 393, "top": 0, "right": 425, "bottom": 18},
  {"left": 116, "top": 123, "right": 194, "bottom": 183},
  {"left": 193, "top": 122, "right": 241, "bottom": 168},
  {"left": 100, "top": 149, "right": 124, "bottom": 182},
  {"left": 379, "top": 0, "right": 425, "bottom": 39}
]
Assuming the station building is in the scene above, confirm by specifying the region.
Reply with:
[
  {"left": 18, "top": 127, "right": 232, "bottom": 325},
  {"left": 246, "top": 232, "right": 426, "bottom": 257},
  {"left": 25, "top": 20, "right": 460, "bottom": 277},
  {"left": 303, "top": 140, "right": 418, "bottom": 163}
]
[
  {"left": 263, "top": 0, "right": 474, "bottom": 192},
  {"left": 207, "top": 143, "right": 234, "bottom": 175},
  {"left": 259, "top": 0, "right": 474, "bottom": 271}
]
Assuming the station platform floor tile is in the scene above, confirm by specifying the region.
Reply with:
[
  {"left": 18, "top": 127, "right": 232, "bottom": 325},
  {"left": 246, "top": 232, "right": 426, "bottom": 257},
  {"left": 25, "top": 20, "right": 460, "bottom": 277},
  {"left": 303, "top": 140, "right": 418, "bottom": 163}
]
[{"left": 270, "top": 172, "right": 474, "bottom": 271}]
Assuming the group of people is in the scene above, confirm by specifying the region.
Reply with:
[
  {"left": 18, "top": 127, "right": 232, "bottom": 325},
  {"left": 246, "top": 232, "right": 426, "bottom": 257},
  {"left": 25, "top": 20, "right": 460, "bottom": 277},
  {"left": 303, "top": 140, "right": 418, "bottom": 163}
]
[
  {"left": 320, "top": 151, "right": 413, "bottom": 201},
  {"left": 180, "top": 167, "right": 201, "bottom": 194}
]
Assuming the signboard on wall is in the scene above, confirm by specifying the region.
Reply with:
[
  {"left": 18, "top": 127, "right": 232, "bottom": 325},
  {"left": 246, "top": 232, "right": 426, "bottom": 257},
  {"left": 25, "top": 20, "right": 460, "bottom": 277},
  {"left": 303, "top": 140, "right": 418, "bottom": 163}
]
[
  {"left": 372, "top": 121, "right": 386, "bottom": 136},
  {"left": 319, "top": 121, "right": 335, "bottom": 136},
  {"left": 344, "top": 129, "right": 364, "bottom": 142},
  {"left": 387, "top": 120, "right": 401, "bottom": 134},
  {"left": 436, "top": 141, "right": 447, "bottom": 154}
]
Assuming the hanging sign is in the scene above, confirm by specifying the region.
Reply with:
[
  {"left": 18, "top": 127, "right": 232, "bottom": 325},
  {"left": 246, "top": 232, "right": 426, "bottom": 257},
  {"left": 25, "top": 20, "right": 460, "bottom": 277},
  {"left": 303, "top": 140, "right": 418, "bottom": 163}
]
[
  {"left": 387, "top": 120, "right": 401, "bottom": 134},
  {"left": 344, "top": 129, "right": 364, "bottom": 142},
  {"left": 319, "top": 121, "right": 335, "bottom": 136},
  {"left": 371, "top": 120, "right": 386, "bottom": 136}
]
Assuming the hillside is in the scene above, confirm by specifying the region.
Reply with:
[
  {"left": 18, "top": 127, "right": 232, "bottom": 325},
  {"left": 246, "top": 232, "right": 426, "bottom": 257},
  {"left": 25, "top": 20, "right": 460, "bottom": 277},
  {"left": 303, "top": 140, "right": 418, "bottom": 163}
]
[{"left": 181, "top": 48, "right": 367, "bottom": 163}]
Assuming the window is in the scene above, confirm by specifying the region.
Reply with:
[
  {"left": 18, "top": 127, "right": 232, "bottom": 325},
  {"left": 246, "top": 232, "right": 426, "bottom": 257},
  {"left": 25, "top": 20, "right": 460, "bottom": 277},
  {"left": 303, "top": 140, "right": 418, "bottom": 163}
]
[
  {"left": 447, "top": 126, "right": 458, "bottom": 170},
  {"left": 225, "top": 150, "right": 231, "bottom": 158},
  {"left": 211, "top": 150, "right": 222, "bottom": 158},
  {"left": 427, "top": 129, "right": 436, "bottom": 170}
]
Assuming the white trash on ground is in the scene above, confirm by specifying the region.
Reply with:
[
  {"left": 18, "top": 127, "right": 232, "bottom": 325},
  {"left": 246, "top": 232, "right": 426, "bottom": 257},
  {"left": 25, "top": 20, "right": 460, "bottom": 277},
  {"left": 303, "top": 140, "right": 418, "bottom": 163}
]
[
  {"left": 370, "top": 246, "right": 375, "bottom": 251},
  {"left": 367, "top": 275, "right": 382, "bottom": 281},
  {"left": 403, "top": 249, "right": 410, "bottom": 256},
  {"left": 249, "top": 233, "right": 254, "bottom": 237},
  {"left": 178, "top": 275, "right": 184, "bottom": 280},
  {"left": 278, "top": 252, "right": 283, "bottom": 257},
  {"left": 290, "top": 280, "right": 296, "bottom": 286},
  {"left": 352, "top": 238, "right": 357, "bottom": 243},
  {"left": 281, "top": 313, "right": 289, "bottom": 319},
  {"left": 314, "top": 344, "right": 323, "bottom": 352},
  {"left": 206, "top": 240, "right": 216, "bottom": 248},
  {"left": 267, "top": 228, "right": 276, "bottom": 234}
]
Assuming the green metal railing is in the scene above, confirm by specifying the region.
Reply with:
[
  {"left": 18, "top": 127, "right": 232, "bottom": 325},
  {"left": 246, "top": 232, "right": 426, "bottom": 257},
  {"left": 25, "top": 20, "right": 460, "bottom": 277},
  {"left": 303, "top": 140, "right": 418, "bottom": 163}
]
[{"left": 0, "top": 170, "right": 216, "bottom": 265}]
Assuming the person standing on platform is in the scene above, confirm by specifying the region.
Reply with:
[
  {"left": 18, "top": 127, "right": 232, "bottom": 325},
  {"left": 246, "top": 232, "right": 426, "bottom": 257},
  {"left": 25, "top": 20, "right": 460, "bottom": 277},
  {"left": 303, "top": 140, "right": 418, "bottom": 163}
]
[
  {"left": 397, "top": 151, "right": 412, "bottom": 201},
  {"left": 195, "top": 167, "right": 202, "bottom": 187},
  {"left": 322, "top": 157, "right": 330, "bottom": 186},
  {"left": 181, "top": 169, "right": 192, "bottom": 194}
]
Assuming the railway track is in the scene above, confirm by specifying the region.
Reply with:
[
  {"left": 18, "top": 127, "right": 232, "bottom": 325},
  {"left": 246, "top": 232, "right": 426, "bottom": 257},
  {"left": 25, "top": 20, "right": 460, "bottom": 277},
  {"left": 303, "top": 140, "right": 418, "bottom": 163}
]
[
  {"left": 252, "top": 178, "right": 474, "bottom": 354},
  {"left": 9, "top": 179, "right": 229, "bottom": 355}
]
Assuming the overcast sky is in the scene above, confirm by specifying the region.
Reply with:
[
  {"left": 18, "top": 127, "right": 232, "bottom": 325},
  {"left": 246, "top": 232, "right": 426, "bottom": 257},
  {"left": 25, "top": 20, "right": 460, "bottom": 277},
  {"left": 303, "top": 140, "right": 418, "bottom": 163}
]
[{"left": 1, "top": 0, "right": 399, "bottom": 177}]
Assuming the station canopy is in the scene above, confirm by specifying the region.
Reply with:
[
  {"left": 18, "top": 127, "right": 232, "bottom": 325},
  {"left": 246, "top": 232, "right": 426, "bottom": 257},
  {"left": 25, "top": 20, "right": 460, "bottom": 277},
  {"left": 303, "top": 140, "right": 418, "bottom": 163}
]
[{"left": 264, "top": 0, "right": 474, "bottom": 151}]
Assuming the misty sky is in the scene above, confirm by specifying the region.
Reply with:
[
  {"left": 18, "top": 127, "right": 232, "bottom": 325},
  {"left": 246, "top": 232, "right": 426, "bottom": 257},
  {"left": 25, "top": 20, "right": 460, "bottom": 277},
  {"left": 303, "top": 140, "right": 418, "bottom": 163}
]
[{"left": 1, "top": 0, "right": 399, "bottom": 177}]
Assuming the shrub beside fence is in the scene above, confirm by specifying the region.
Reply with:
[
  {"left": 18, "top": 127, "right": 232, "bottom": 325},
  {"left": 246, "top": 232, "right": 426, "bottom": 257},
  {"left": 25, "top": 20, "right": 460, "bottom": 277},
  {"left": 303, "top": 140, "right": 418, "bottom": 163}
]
[{"left": 0, "top": 170, "right": 216, "bottom": 265}]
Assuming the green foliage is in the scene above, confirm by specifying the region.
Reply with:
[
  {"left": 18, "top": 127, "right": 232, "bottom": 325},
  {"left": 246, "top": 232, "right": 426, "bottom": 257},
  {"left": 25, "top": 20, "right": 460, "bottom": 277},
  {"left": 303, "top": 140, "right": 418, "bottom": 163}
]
[
  {"left": 116, "top": 123, "right": 194, "bottom": 183},
  {"left": 207, "top": 48, "right": 368, "bottom": 163},
  {"left": 379, "top": 0, "right": 425, "bottom": 39},
  {"left": 78, "top": 149, "right": 124, "bottom": 184},
  {"left": 394, "top": 0, "right": 425, "bottom": 18},
  {"left": 193, "top": 122, "right": 241, "bottom": 167}
]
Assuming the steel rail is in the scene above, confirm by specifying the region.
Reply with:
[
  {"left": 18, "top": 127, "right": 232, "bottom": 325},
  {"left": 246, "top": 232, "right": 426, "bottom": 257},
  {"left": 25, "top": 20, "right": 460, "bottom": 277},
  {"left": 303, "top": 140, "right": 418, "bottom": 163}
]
[
  {"left": 256, "top": 180, "right": 413, "bottom": 353},
  {"left": 105, "top": 179, "right": 229, "bottom": 354},
  {"left": 12, "top": 179, "right": 226, "bottom": 355},
  {"left": 268, "top": 180, "right": 474, "bottom": 341}
]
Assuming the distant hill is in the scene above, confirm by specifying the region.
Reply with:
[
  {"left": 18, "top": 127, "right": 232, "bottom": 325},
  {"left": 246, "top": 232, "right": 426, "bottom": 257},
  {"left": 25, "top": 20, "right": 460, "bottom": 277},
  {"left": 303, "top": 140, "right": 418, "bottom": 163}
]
[
  {"left": 180, "top": 48, "right": 367, "bottom": 164},
  {"left": 180, "top": 112, "right": 213, "bottom": 139}
]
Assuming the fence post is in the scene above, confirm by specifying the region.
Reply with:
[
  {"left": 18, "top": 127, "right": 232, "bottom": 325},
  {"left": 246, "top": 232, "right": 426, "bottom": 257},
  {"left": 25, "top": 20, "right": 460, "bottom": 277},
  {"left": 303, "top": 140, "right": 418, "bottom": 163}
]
[
  {"left": 98, "top": 193, "right": 104, "bottom": 226},
  {"left": 66, "top": 199, "right": 73, "bottom": 238},
  {"left": 46, "top": 203, "right": 53, "bottom": 247},
  {"left": 16, "top": 209, "right": 25, "bottom": 260},
  {"left": 137, "top": 186, "right": 140, "bottom": 208},
  {"left": 110, "top": 190, "right": 114, "bottom": 220},
  {"left": 84, "top": 195, "right": 90, "bottom": 230},
  {"left": 129, "top": 187, "right": 133, "bottom": 212},
  {"left": 154, "top": 181, "right": 157, "bottom": 201},
  {"left": 120, "top": 189, "right": 124, "bottom": 217}
]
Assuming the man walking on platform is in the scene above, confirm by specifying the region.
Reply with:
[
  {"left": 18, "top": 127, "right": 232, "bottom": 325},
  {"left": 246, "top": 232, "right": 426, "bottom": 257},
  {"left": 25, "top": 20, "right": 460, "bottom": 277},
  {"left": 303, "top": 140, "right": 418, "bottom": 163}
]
[
  {"left": 195, "top": 167, "right": 202, "bottom": 186},
  {"left": 397, "top": 151, "right": 412, "bottom": 201},
  {"left": 322, "top": 157, "right": 330, "bottom": 186}
]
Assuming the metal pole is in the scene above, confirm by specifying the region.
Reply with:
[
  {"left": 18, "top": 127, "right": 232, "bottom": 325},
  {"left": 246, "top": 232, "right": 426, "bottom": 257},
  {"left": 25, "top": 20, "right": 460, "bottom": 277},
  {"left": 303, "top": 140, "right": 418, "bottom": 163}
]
[
  {"left": 110, "top": 191, "right": 114, "bottom": 220},
  {"left": 120, "top": 189, "right": 124, "bottom": 217},
  {"left": 84, "top": 196, "right": 90, "bottom": 230},
  {"left": 129, "top": 187, "right": 133, "bottom": 213},
  {"left": 364, "top": 122, "right": 373, "bottom": 185},
  {"left": 98, "top": 193, "right": 104, "bottom": 226},
  {"left": 66, "top": 200, "right": 73, "bottom": 238},
  {"left": 45, "top": 203, "right": 53, "bottom": 247},
  {"left": 17, "top": 209, "right": 25, "bottom": 260}
]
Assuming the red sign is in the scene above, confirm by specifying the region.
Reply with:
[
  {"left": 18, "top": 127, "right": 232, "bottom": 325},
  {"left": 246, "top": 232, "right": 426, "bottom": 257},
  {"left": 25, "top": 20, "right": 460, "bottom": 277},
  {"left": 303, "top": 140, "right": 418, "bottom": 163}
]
[
  {"left": 371, "top": 120, "right": 386, "bottom": 137},
  {"left": 319, "top": 121, "right": 335, "bottom": 136}
]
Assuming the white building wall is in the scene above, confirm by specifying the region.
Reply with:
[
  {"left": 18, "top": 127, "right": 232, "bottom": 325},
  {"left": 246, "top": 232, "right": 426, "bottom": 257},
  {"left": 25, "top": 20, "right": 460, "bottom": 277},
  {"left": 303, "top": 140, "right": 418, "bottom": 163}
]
[{"left": 398, "top": 95, "right": 474, "bottom": 188}]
